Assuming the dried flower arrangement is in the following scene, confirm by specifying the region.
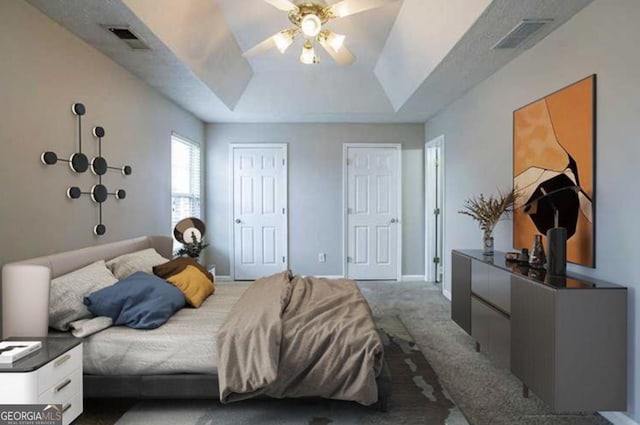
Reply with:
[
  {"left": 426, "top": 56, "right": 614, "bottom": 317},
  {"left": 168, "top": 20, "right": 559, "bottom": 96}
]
[{"left": 458, "top": 188, "right": 518, "bottom": 240}]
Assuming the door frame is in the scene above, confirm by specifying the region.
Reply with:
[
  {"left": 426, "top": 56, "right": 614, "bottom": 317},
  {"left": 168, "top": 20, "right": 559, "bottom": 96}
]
[
  {"left": 425, "top": 135, "right": 446, "bottom": 292},
  {"left": 229, "top": 143, "right": 288, "bottom": 281},
  {"left": 342, "top": 143, "right": 402, "bottom": 281}
]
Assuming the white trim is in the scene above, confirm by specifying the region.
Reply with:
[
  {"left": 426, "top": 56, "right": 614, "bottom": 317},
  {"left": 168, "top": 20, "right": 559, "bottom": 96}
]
[
  {"left": 171, "top": 132, "right": 204, "bottom": 224},
  {"left": 229, "top": 143, "right": 289, "bottom": 281},
  {"left": 401, "top": 275, "right": 425, "bottom": 282},
  {"left": 342, "top": 144, "right": 348, "bottom": 282},
  {"left": 215, "top": 275, "right": 233, "bottom": 282},
  {"left": 342, "top": 143, "right": 403, "bottom": 282},
  {"left": 600, "top": 412, "right": 639, "bottom": 425},
  {"left": 425, "top": 135, "right": 446, "bottom": 291},
  {"left": 304, "top": 275, "right": 345, "bottom": 279},
  {"left": 442, "top": 288, "right": 452, "bottom": 300}
]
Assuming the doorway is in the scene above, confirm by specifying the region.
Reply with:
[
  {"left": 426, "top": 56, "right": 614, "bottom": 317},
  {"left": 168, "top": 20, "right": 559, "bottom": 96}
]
[
  {"left": 425, "top": 136, "right": 444, "bottom": 285},
  {"left": 230, "top": 144, "right": 288, "bottom": 280},
  {"left": 343, "top": 144, "right": 401, "bottom": 281}
]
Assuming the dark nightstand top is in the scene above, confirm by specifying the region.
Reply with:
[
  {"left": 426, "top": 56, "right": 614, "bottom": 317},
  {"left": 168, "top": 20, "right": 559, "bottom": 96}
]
[{"left": 0, "top": 337, "right": 81, "bottom": 373}]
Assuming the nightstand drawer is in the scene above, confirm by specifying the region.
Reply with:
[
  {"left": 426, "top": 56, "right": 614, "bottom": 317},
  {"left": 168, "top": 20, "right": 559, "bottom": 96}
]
[
  {"left": 38, "top": 368, "right": 82, "bottom": 405},
  {"left": 62, "top": 391, "right": 83, "bottom": 425},
  {"left": 38, "top": 345, "right": 82, "bottom": 394}
]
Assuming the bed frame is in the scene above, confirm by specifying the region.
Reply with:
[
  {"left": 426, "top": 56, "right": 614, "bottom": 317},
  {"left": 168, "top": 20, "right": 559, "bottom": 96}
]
[{"left": 3, "top": 236, "right": 392, "bottom": 411}]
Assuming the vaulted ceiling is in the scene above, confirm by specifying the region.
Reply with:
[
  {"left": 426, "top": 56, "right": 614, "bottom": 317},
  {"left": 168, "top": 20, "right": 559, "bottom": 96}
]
[{"left": 27, "top": 0, "right": 593, "bottom": 123}]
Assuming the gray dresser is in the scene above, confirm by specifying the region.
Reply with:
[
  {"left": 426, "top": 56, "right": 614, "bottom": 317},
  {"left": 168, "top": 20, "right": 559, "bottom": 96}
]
[{"left": 451, "top": 249, "right": 627, "bottom": 413}]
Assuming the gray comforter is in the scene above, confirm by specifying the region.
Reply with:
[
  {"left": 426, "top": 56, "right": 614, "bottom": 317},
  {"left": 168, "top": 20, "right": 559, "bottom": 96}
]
[{"left": 217, "top": 271, "right": 384, "bottom": 405}]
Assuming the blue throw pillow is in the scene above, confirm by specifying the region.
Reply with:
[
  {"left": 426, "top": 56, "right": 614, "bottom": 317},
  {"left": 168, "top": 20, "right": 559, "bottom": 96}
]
[{"left": 84, "top": 271, "right": 186, "bottom": 329}]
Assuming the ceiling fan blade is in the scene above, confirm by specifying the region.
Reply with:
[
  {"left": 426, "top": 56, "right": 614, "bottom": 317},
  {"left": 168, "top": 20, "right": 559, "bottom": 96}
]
[
  {"left": 263, "top": 0, "right": 299, "bottom": 12},
  {"left": 242, "top": 36, "right": 277, "bottom": 58},
  {"left": 319, "top": 35, "right": 355, "bottom": 66},
  {"left": 328, "top": 0, "right": 398, "bottom": 18}
]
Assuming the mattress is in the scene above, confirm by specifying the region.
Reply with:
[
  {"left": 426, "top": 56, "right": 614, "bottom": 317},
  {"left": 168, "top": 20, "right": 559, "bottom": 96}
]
[{"left": 80, "top": 282, "right": 249, "bottom": 375}]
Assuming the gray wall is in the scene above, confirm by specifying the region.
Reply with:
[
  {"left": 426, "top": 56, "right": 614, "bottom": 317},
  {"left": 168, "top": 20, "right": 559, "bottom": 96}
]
[
  {"left": 205, "top": 123, "right": 425, "bottom": 277},
  {"left": 0, "top": 1, "right": 204, "bottom": 263},
  {"left": 425, "top": 0, "right": 640, "bottom": 422}
]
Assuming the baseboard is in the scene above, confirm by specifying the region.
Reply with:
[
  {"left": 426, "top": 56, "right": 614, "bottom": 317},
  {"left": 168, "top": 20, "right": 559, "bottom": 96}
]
[
  {"left": 600, "top": 412, "right": 639, "bottom": 425},
  {"left": 219, "top": 274, "right": 428, "bottom": 282},
  {"left": 401, "top": 275, "right": 425, "bottom": 282},
  {"left": 442, "top": 288, "right": 452, "bottom": 300},
  {"left": 215, "top": 275, "right": 233, "bottom": 281},
  {"left": 218, "top": 275, "right": 346, "bottom": 281}
]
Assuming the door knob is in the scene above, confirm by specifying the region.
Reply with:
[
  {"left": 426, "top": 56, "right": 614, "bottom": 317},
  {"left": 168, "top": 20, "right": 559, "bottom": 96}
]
[
  {"left": 235, "top": 219, "right": 242, "bottom": 224},
  {"left": 390, "top": 218, "right": 397, "bottom": 224}
]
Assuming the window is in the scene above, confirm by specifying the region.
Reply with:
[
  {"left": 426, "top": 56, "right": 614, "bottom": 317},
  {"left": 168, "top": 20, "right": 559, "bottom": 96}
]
[{"left": 171, "top": 134, "right": 201, "bottom": 229}]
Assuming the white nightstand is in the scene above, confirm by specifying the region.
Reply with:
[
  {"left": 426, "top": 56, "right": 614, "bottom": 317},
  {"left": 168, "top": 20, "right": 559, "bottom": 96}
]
[{"left": 0, "top": 337, "right": 83, "bottom": 425}]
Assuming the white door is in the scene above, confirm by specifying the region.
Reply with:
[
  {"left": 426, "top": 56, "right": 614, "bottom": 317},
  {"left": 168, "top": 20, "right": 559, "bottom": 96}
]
[
  {"left": 231, "top": 144, "right": 288, "bottom": 280},
  {"left": 345, "top": 145, "right": 401, "bottom": 280},
  {"left": 425, "top": 136, "right": 444, "bottom": 284}
]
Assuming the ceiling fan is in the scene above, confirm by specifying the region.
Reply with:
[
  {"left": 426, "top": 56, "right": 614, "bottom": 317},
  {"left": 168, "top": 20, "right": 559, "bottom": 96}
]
[{"left": 243, "top": 0, "right": 399, "bottom": 66}]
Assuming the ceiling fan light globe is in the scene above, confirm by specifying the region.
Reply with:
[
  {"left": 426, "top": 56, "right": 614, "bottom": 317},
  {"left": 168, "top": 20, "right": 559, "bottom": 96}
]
[
  {"left": 301, "top": 14, "right": 322, "bottom": 37},
  {"left": 274, "top": 31, "right": 294, "bottom": 53},
  {"left": 300, "top": 43, "right": 318, "bottom": 64}
]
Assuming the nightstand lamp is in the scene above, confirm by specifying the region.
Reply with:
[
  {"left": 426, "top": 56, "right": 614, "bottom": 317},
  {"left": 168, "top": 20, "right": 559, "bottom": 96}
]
[{"left": 2, "top": 264, "right": 50, "bottom": 337}]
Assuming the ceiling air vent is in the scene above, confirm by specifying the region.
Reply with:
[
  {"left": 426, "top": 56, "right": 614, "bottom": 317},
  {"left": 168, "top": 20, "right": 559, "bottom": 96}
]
[
  {"left": 103, "top": 26, "right": 150, "bottom": 50},
  {"left": 493, "top": 19, "right": 553, "bottom": 49}
]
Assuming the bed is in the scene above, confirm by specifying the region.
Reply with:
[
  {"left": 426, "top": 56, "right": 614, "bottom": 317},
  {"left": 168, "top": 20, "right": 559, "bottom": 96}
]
[{"left": 2, "top": 236, "right": 391, "bottom": 409}]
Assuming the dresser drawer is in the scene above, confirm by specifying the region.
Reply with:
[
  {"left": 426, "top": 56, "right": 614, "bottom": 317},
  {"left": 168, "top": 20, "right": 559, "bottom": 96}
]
[
  {"left": 62, "top": 391, "right": 83, "bottom": 425},
  {"left": 38, "top": 368, "right": 82, "bottom": 405},
  {"left": 488, "top": 267, "right": 511, "bottom": 314},
  {"left": 38, "top": 345, "right": 82, "bottom": 394}
]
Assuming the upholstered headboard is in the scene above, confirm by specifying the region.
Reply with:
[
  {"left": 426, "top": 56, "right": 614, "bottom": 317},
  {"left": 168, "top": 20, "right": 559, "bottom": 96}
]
[
  {"left": 5, "top": 236, "right": 173, "bottom": 279},
  {"left": 1, "top": 236, "right": 173, "bottom": 338}
]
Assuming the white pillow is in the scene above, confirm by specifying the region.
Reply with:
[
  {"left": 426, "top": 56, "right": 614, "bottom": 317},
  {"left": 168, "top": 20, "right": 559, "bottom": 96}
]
[
  {"left": 106, "top": 248, "right": 169, "bottom": 280},
  {"left": 69, "top": 316, "right": 113, "bottom": 338},
  {"left": 49, "top": 260, "right": 118, "bottom": 331}
]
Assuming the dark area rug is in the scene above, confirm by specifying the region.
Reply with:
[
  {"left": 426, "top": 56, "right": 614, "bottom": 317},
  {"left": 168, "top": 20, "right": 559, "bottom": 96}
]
[{"left": 76, "top": 315, "right": 466, "bottom": 425}]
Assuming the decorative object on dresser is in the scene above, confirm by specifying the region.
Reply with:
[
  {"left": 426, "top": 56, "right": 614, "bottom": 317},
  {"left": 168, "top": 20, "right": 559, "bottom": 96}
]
[
  {"left": 528, "top": 234, "right": 546, "bottom": 267},
  {"left": 0, "top": 338, "right": 83, "bottom": 425},
  {"left": 174, "top": 217, "right": 209, "bottom": 259},
  {"left": 458, "top": 187, "right": 518, "bottom": 255},
  {"left": 523, "top": 185, "right": 580, "bottom": 276},
  {"left": 516, "top": 248, "right": 529, "bottom": 264},
  {"left": 2, "top": 264, "right": 50, "bottom": 338},
  {"left": 513, "top": 75, "right": 596, "bottom": 267},
  {"left": 41, "top": 102, "right": 132, "bottom": 236},
  {"left": 504, "top": 252, "right": 519, "bottom": 262},
  {"left": 451, "top": 249, "right": 627, "bottom": 412}
]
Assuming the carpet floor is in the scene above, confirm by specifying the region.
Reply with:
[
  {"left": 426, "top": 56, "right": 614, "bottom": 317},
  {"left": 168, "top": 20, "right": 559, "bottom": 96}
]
[
  {"left": 358, "top": 281, "right": 610, "bottom": 425},
  {"left": 76, "top": 280, "right": 611, "bottom": 425}
]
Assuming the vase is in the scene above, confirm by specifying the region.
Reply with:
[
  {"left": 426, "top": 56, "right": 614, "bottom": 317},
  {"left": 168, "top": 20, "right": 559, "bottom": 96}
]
[
  {"left": 529, "top": 234, "right": 546, "bottom": 268},
  {"left": 483, "top": 233, "right": 494, "bottom": 255},
  {"left": 546, "top": 227, "right": 567, "bottom": 276}
]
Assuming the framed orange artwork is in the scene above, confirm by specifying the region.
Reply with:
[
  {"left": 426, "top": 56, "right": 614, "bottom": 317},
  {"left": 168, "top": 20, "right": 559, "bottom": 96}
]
[{"left": 513, "top": 75, "right": 596, "bottom": 268}]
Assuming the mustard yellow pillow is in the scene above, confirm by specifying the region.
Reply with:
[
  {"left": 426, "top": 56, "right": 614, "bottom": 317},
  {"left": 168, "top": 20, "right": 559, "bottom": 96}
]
[{"left": 166, "top": 265, "right": 214, "bottom": 308}]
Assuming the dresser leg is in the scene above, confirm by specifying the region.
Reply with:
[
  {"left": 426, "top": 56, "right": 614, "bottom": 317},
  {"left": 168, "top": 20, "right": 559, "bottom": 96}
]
[
  {"left": 522, "top": 384, "right": 529, "bottom": 398},
  {"left": 475, "top": 341, "right": 480, "bottom": 352}
]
